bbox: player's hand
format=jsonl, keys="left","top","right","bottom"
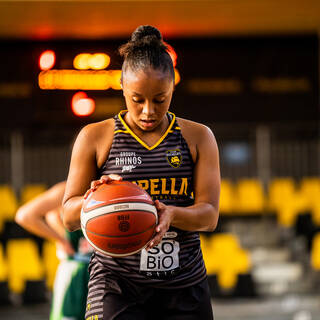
{"left": 84, "top": 174, "right": 122, "bottom": 199}
{"left": 146, "top": 200, "right": 174, "bottom": 250}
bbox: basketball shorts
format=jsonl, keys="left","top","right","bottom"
{"left": 50, "top": 259, "right": 89, "bottom": 320}
{"left": 85, "top": 265, "right": 214, "bottom": 320}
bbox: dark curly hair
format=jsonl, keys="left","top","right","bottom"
{"left": 119, "top": 25, "right": 175, "bottom": 83}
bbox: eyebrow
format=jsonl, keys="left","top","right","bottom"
{"left": 132, "top": 91, "right": 166, "bottom": 96}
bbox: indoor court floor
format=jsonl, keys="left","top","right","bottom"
{"left": 0, "top": 295, "right": 319, "bottom": 320}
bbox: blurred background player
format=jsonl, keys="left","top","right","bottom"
{"left": 15, "top": 181, "right": 92, "bottom": 320}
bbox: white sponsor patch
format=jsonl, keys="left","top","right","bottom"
{"left": 140, "top": 239, "right": 180, "bottom": 272}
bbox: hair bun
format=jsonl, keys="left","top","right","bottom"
{"left": 131, "top": 25, "right": 162, "bottom": 42}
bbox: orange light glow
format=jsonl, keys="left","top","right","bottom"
{"left": 165, "top": 43, "right": 177, "bottom": 68}
{"left": 73, "top": 53, "right": 111, "bottom": 70}
{"left": 38, "top": 70, "right": 122, "bottom": 90}
{"left": 71, "top": 92, "right": 95, "bottom": 117}
{"left": 174, "top": 68, "right": 181, "bottom": 85}
{"left": 39, "top": 50, "right": 56, "bottom": 70}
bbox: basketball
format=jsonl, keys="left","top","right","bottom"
{"left": 80, "top": 180, "right": 158, "bottom": 257}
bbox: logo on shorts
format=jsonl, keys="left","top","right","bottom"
{"left": 166, "top": 149, "right": 182, "bottom": 168}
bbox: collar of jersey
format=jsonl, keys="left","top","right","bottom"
{"left": 118, "top": 110, "right": 176, "bottom": 151}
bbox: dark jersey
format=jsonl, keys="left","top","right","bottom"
{"left": 92, "top": 110, "right": 207, "bottom": 288}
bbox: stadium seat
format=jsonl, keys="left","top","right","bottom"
{"left": 234, "top": 179, "right": 265, "bottom": 214}
{"left": 43, "top": 240, "right": 60, "bottom": 290}
{"left": 7, "top": 239, "right": 44, "bottom": 293}
{"left": 0, "top": 243, "right": 8, "bottom": 282}
{"left": 268, "top": 178, "right": 309, "bottom": 227}
{"left": 0, "top": 243, "right": 10, "bottom": 305}
{"left": 0, "top": 185, "right": 19, "bottom": 229}
{"left": 219, "top": 179, "right": 235, "bottom": 214}
{"left": 311, "top": 233, "right": 320, "bottom": 270}
{"left": 20, "top": 184, "right": 47, "bottom": 204}
{"left": 299, "top": 177, "right": 320, "bottom": 225}
{"left": 268, "top": 178, "right": 296, "bottom": 211}
{"left": 311, "top": 203, "right": 320, "bottom": 226}
{"left": 201, "top": 233, "right": 251, "bottom": 290}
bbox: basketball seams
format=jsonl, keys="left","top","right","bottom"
{"left": 81, "top": 202, "right": 157, "bottom": 227}
{"left": 85, "top": 223, "right": 156, "bottom": 238}
{"left": 81, "top": 223, "right": 153, "bottom": 257}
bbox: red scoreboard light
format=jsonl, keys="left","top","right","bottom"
{"left": 71, "top": 92, "right": 95, "bottom": 117}
{"left": 39, "top": 50, "right": 56, "bottom": 70}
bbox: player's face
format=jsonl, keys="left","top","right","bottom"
{"left": 122, "top": 67, "right": 174, "bottom": 132}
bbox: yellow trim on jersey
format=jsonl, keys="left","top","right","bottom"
{"left": 114, "top": 129, "right": 129, "bottom": 134}
{"left": 175, "top": 126, "right": 181, "bottom": 130}
{"left": 118, "top": 110, "right": 176, "bottom": 151}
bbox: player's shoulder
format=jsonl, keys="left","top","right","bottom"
{"left": 176, "top": 117, "right": 214, "bottom": 139}
{"left": 77, "top": 118, "right": 115, "bottom": 141}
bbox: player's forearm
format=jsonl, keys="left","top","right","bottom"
{"left": 62, "top": 196, "right": 83, "bottom": 231}
{"left": 15, "top": 211, "right": 65, "bottom": 243}
{"left": 170, "top": 202, "right": 219, "bottom": 232}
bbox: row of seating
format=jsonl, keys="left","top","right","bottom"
{"left": 220, "top": 177, "right": 320, "bottom": 227}
{"left": 200, "top": 233, "right": 251, "bottom": 290}
{"left": 1, "top": 178, "right": 319, "bottom": 232}
{"left": 0, "top": 233, "right": 253, "bottom": 300}
{"left": 0, "top": 239, "right": 59, "bottom": 294}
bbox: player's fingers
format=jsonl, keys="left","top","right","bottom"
{"left": 154, "top": 200, "right": 165, "bottom": 211}
{"left": 108, "top": 174, "right": 122, "bottom": 181}
{"left": 148, "top": 231, "right": 165, "bottom": 249}
{"left": 83, "top": 189, "right": 92, "bottom": 199}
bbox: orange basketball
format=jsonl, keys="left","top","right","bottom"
{"left": 81, "top": 180, "right": 157, "bottom": 257}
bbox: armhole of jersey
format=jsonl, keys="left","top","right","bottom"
{"left": 96, "top": 117, "right": 116, "bottom": 173}
{"left": 176, "top": 117, "right": 197, "bottom": 165}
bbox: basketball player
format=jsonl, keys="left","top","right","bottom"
{"left": 15, "top": 181, "right": 91, "bottom": 320}
{"left": 63, "top": 25, "right": 220, "bottom": 319}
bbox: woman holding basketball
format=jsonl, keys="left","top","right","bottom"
{"left": 63, "top": 25, "right": 220, "bottom": 320}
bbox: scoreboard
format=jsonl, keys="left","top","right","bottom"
{"left": 0, "top": 35, "right": 318, "bottom": 129}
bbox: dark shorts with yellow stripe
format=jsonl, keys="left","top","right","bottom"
{"left": 85, "top": 269, "right": 214, "bottom": 320}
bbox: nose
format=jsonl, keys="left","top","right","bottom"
{"left": 142, "top": 101, "right": 155, "bottom": 116}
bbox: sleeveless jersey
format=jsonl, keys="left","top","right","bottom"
{"left": 92, "top": 110, "right": 207, "bottom": 289}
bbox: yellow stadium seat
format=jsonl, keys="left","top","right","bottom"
{"left": 268, "top": 178, "right": 296, "bottom": 211}
{"left": 311, "top": 233, "right": 320, "bottom": 270}
{"left": 0, "top": 185, "right": 19, "bottom": 225}
{"left": 43, "top": 240, "right": 60, "bottom": 290}
{"left": 201, "top": 233, "right": 251, "bottom": 290}
{"left": 218, "top": 269, "right": 238, "bottom": 289}
{"left": 235, "top": 179, "right": 265, "bottom": 214}
{"left": 210, "top": 233, "right": 239, "bottom": 252}
{"left": 20, "top": 184, "right": 47, "bottom": 204}
{"left": 276, "top": 192, "right": 308, "bottom": 227}
{"left": 0, "top": 243, "right": 8, "bottom": 282}
{"left": 219, "top": 179, "right": 235, "bottom": 214}
{"left": 7, "top": 239, "right": 44, "bottom": 293}
{"left": 299, "top": 178, "right": 320, "bottom": 224}
{"left": 300, "top": 177, "right": 320, "bottom": 204}
{"left": 311, "top": 203, "right": 320, "bottom": 226}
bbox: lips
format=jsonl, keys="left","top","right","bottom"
{"left": 140, "top": 119, "right": 156, "bottom": 128}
